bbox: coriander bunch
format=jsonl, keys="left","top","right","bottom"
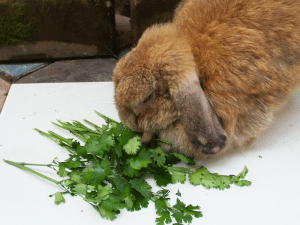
{"left": 4, "top": 111, "right": 251, "bottom": 224}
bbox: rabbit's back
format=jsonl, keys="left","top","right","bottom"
{"left": 174, "top": 0, "right": 300, "bottom": 146}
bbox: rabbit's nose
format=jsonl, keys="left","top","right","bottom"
{"left": 200, "top": 134, "right": 227, "bottom": 155}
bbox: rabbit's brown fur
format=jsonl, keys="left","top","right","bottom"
{"left": 113, "top": 0, "right": 300, "bottom": 159}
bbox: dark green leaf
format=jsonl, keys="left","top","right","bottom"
{"left": 130, "top": 148, "right": 152, "bottom": 170}
{"left": 113, "top": 143, "right": 123, "bottom": 158}
{"left": 155, "top": 210, "right": 172, "bottom": 225}
{"left": 129, "top": 178, "right": 152, "bottom": 200}
{"left": 119, "top": 126, "right": 138, "bottom": 146}
{"left": 172, "top": 153, "right": 196, "bottom": 165}
{"left": 122, "top": 159, "right": 139, "bottom": 177}
{"left": 154, "top": 168, "right": 172, "bottom": 187}
{"left": 60, "top": 160, "right": 82, "bottom": 169}
{"left": 185, "top": 205, "right": 203, "bottom": 218}
{"left": 150, "top": 147, "right": 166, "bottom": 167}
{"left": 81, "top": 166, "right": 93, "bottom": 183}
{"left": 76, "top": 145, "right": 87, "bottom": 157}
{"left": 100, "top": 194, "right": 125, "bottom": 212}
{"left": 154, "top": 196, "right": 169, "bottom": 211}
{"left": 97, "top": 205, "right": 118, "bottom": 221}
{"left": 91, "top": 164, "right": 108, "bottom": 185}
{"left": 112, "top": 175, "right": 129, "bottom": 195}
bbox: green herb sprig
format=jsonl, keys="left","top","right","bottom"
{"left": 3, "top": 111, "right": 251, "bottom": 224}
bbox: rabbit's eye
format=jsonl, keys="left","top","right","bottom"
{"left": 143, "top": 92, "right": 153, "bottom": 104}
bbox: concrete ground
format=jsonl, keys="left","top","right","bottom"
{"left": 0, "top": 14, "right": 131, "bottom": 113}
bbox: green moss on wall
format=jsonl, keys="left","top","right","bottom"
{"left": 0, "top": 2, "right": 34, "bottom": 45}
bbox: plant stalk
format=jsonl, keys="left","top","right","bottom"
{"left": 3, "top": 159, "right": 61, "bottom": 185}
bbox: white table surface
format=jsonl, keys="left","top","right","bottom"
{"left": 0, "top": 82, "right": 299, "bottom": 225}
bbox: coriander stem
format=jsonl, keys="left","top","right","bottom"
{"left": 83, "top": 119, "right": 102, "bottom": 131}
{"left": 16, "top": 162, "right": 54, "bottom": 167}
{"left": 154, "top": 138, "right": 173, "bottom": 146}
{"left": 34, "top": 128, "right": 59, "bottom": 143}
{"left": 3, "top": 159, "right": 61, "bottom": 185}
{"left": 95, "top": 110, "right": 119, "bottom": 124}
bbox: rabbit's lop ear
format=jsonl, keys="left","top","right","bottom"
{"left": 172, "top": 70, "right": 227, "bottom": 155}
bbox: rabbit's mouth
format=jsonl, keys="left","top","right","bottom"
{"left": 140, "top": 130, "right": 154, "bottom": 143}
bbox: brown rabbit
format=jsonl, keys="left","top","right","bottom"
{"left": 112, "top": 0, "right": 300, "bottom": 159}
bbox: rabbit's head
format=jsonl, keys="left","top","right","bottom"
{"left": 113, "top": 23, "right": 227, "bottom": 158}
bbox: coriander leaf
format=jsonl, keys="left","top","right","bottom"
{"left": 73, "top": 183, "right": 87, "bottom": 195}
{"left": 189, "top": 166, "right": 252, "bottom": 190}
{"left": 64, "top": 179, "right": 73, "bottom": 187}
{"left": 100, "top": 194, "right": 125, "bottom": 212}
{"left": 97, "top": 205, "right": 118, "bottom": 221}
{"left": 85, "top": 137, "right": 105, "bottom": 156}
{"left": 172, "top": 198, "right": 193, "bottom": 224}
{"left": 98, "top": 133, "right": 115, "bottom": 151}
{"left": 237, "top": 166, "right": 249, "bottom": 180}
{"left": 172, "top": 153, "right": 196, "bottom": 165}
{"left": 184, "top": 205, "right": 203, "bottom": 218}
{"left": 151, "top": 147, "right": 166, "bottom": 167}
{"left": 81, "top": 166, "right": 93, "bottom": 183}
{"left": 84, "top": 192, "right": 104, "bottom": 203}
{"left": 164, "top": 154, "right": 181, "bottom": 165}
{"left": 234, "top": 179, "right": 252, "bottom": 187}
{"left": 129, "top": 178, "right": 152, "bottom": 200}
{"left": 172, "top": 171, "right": 186, "bottom": 184}
{"left": 130, "top": 148, "right": 152, "bottom": 170}
{"left": 123, "top": 136, "right": 141, "bottom": 155}
{"left": 113, "top": 143, "right": 123, "bottom": 158}
{"left": 176, "top": 189, "right": 181, "bottom": 197}
{"left": 57, "top": 164, "right": 68, "bottom": 177}
{"left": 154, "top": 147, "right": 166, "bottom": 156}
{"left": 97, "top": 185, "right": 113, "bottom": 198}
{"left": 112, "top": 175, "right": 129, "bottom": 195}
{"left": 173, "top": 197, "right": 186, "bottom": 210}
{"left": 76, "top": 145, "right": 88, "bottom": 157}
{"left": 154, "top": 168, "right": 172, "bottom": 187}
{"left": 60, "top": 160, "right": 82, "bottom": 169}
{"left": 213, "top": 175, "right": 232, "bottom": 190}
{"left": 118, "top": 126, "right": 138, "bottom": 146}
{"left": 54, "top": 192, "right": 65, "bottom": 205}
{"left": 71, "top": 140, "right": 81, "bottom": 149}
{"left": 100, "top": 159, "right": 112, "bottom": 175}
{"left": 123, "top": 186, "right": 135, "bottom": 210}
{"left": 109, "top": 122, "right": 124, "bottom": 137}
{"left": 130, "top": 191, "right": 149, "bottom": 210}
{"left": 100, "top": 124, "right": 109, "bottom": 132}
{"left": 91, "top": 164, "right": 108, "bottom": 185}
{"left": 70, "top": 172, "right": 82, "bottom": 183}
{"left": 155, "top": 210, "right": 172, "bottom": 225}
{"left": 156, "top": 189, "right": 170, "bottom": 197}
{"left": 124, "top": 195, "right": 134, "bottom": 210}
{"left": 230, "top": 166, "right": 252, "bottom": 187}
{"left": 87, "top": 185, "right": 96, "bottom": 191}
{"left": 154, "top": 196, "right": 169, "bottom": 211}
{"left": 188, "top": 167, "right": 215, "bottom": 189}
{"left": 86, "top": 135, "right": 114, "bottom": 156}
{"left": 122, "top": 161, "right": 139, "bottom": 177}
